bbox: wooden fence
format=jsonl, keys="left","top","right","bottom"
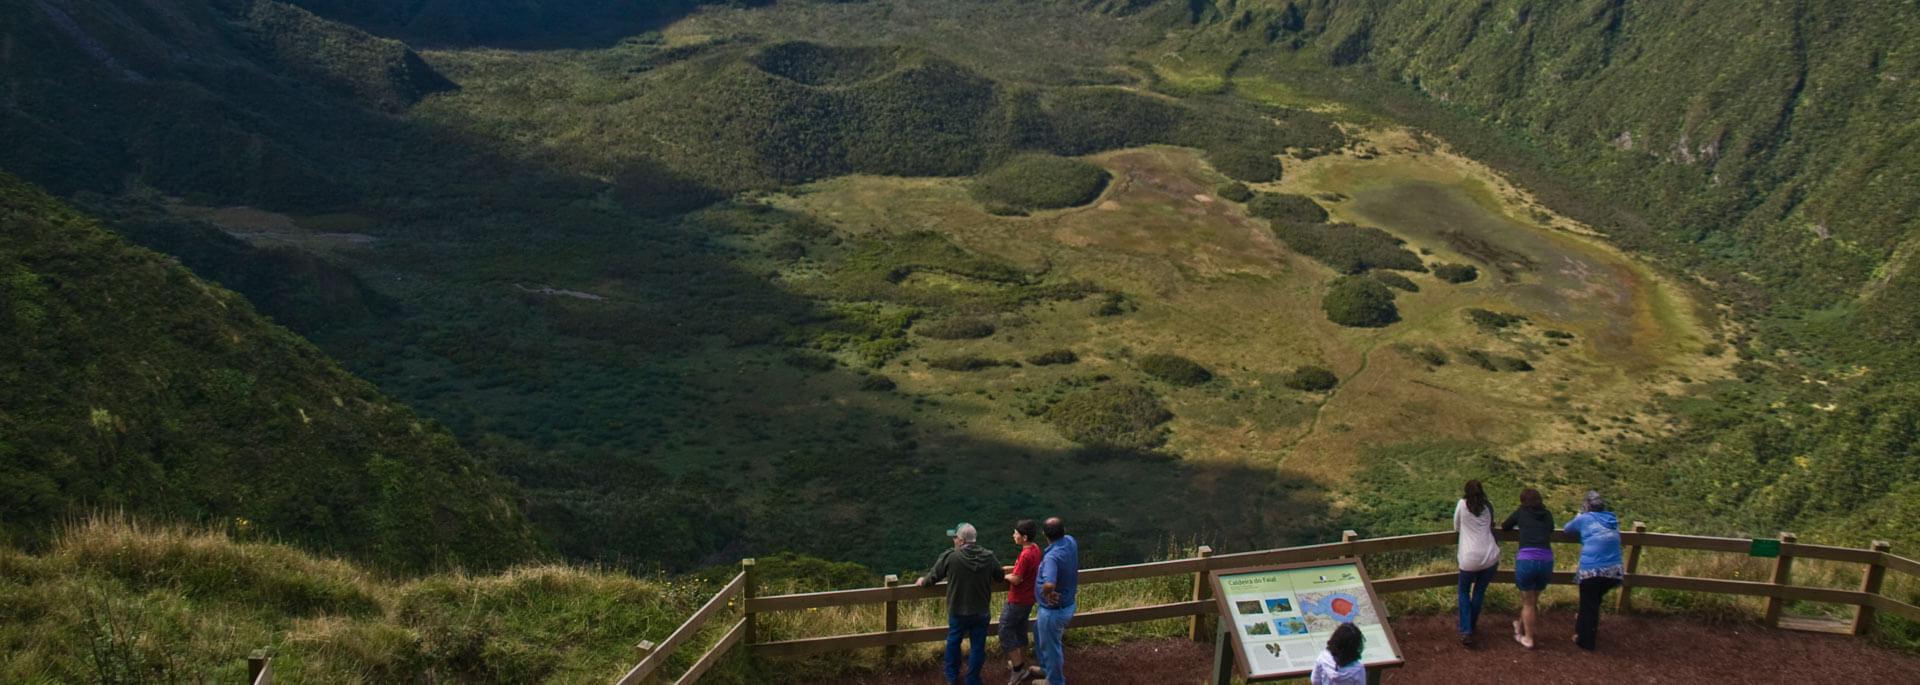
{"left": 239, "top": 526, "right": 1920, "bottom": 682}
{"left": 606, "top": 526, "right": 1920, "bottom": 683}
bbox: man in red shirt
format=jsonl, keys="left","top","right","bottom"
{"left": 1000, "top": 519, "right": 1044, "bottom": 681}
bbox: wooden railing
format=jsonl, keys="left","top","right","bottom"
{"left": 247, "top": 648, "right": 272, "bottom": 685}
{"left": 220, "top": 527, "right": 1920, "bottom": 682}
{"left": 615, "top": 560, "right": 754, "bottom": 685}
{"left": 604, "top": 526, "right": 1920, "bottom": 683}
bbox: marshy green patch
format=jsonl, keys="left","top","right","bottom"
{"left": 971, "top": 154, "right": 1112, "bottom": 214}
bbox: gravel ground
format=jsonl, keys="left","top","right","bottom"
{"left": 791, "top": 613, "right": 1920, "bottom": 684}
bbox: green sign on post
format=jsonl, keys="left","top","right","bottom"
{"left": 1749, "top": 538, "right": 1781, "bottom": 558}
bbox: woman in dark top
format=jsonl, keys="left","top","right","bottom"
{"left": 1501, "top": 488, "right": 1555, "bottom": 649}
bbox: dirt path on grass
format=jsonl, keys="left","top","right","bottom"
{"left": 801, "top": 614, "right": 1920, "bottom": 684}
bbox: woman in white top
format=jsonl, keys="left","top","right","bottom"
{"left": 1310, "top": 623, "right": 1366, "bottom": 685}
{"left": 1453, "top": 479, "right": 1500, "bottom": 645}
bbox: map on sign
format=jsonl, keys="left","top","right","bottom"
{"left": 1299, "top": 590, "right": 1375, "bottom": 632}
{"left": 1209, "top": 560, "right": 1401, "bottom": 681}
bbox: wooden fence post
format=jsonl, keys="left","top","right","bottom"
{"left": 883, "top": 574, "right": 900, "bottom": 662}
{"left": 247, "top": 648, "right": 272, "bottom": 685}
{"left": 1852, "top": 541, "right": 1893, "bottom": 636}
{"left": 1342, "top": 530, "right": 1359, "bottom": 550}
{"left": 1188, "top": 546, "right": 1214, "bottom": 642}
{"left": 741, "top": 559, "right": 758, "bottom": 646}
{"left": 1616, "top": 521, "right": 1647, "bottom": 613}
{"left": 1763, "top": 532, "right": 1796, "bottom": 628}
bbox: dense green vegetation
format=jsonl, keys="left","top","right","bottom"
{"left": 8, "top": 4, "right": 1920, "bottom": 672}
{"left": 1432, "top": 263, "right": 1479, "bottom": 284}
{"left": 1283, "top": 366, "right": 1339, "bottom": 392}
{"left": 1170, "top": 0, "right": 1920, "bottom": 552}
{"left": 0, "top": 174, "right": 536, "bottom": 571}
{"left": 1247, "top": 193, "right": 1328, "bottom": 224}
{"left": 1272, "top": 221, "right": 1425, "bottom": 274}
{"left": 1320, "top": 275, "right": 1398, "bottom": 327}
{"left": 1204, "top": 146, "right": 1285, "bottom": 182}
{"left": 915, "top": 317, "right": 997, "bottom": 340}
{"left": 1137, "top": 353, "right": 1213, "bottom": 386}
{"left": 1027, "top": 349, "right": 1081, "bottom": 366}
{"left": 1370, "top": 271, "right": 1418, "bottom": 292}
{"left": 1045, "top": 384, "right": 1173, "bottom": 450}
{"left": 970, "top": 154, "right": 1112, "bottom": 213}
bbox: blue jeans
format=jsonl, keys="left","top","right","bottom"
{"left": 946, "top": 613, "right": 988, "bottom": 685}
{"left": 1514, "top": 558, "right": 1553, "bottom": 592}
{"left": 1035, "top": 603, "right": 1075, "bottom": 685}
{"left": 1457, "top": 566, "right": 1495, "bottom": 635}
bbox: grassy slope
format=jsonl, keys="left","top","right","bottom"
{"left": 0, "top": 518, "right": 719, "bottom": 684}
{"left": 6, "top": 0, "right": 1917, "bottom": 578}
{"left": 0, "top": 173, "right": 538, "bottom": 571}
{"left": 1111, "top": 0, "right": 1920, "bottom": 550}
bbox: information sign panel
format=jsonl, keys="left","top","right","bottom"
{"left": 1208, "top": 559, "right": 1402, "bottom": 681}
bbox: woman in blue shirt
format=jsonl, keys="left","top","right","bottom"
{"left": 1563, "top": 490, "right": 1623, "bottom": 650}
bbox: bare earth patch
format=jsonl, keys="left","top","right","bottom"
{"left": 809, "top": 615, "right": 1920, "bottom": 684}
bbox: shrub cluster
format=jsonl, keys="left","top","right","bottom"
{"left": 1046, "top": 383, "right": 1173, "bottom": 449}
{"left": 1409, "top": 345, "right": 1449, "bottom": 366}
{"left": 1247, "top": 193, "right": 1329, "bottom": 223}
{"left": 1272, "top": 221, "right": 1424, "bottom": 274}
{"left": 1321, "top": 276, "right": 1400, "bottom": 327}
{"left": 1284, "top": 366, "right": 1339, "bottom": 391}
{"left": 751, "top": 42, "right": 900, "bottom": 86}
{"left": 1464, "top": 308, "right": 1526, "bottom": 330}
{"left": 1372, "top": 271, "right": 1419, "bottom": 292}
{"left": 1138, "top": 353, "right": 1213, "bottom": 386}
{"left": 970, "top": 154, "right": 1112, "bottom": 212}
{"left": 1215, "top": 182, "right": 1253, "bottom": 202}
{"left": 784, "top": 352, "right": 836, "bottom": 371}
{"left": 1433, "top": 263, "right": 1479, "bottom": 283}
{"left": 1027, "top": 349, "right": 1079, "bottom": 366}
{"left": 928, "top": 355, "right": 1007, "bottom": 371}
{"left": 915, "top": 317, "right": 997, "bottom": 340}
{"left": 1206, "top": 146, "right": 1285, "bottom": 183}
{"left": 859, "top": 374, "right": 897, "bottom": 391}
{"left": 1459, "top": 349, "right": 1533, "bottom": 372}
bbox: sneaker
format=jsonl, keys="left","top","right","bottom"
{"left": 1512, "top": 619, "right": 1522, "bottom": 637}
{"left": 1460, "top": 632, "right": 1474, "bottom": 646}
{"left": 1514, "top": 634, "right": 1534, "bottom": 649}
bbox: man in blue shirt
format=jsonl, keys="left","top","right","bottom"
{"left": 1034, "top": 517, "right": 1079, "bottom": 685}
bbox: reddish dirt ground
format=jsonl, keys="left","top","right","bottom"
{"left": 796, "top": 614, "right": 1920, "bottom": 684}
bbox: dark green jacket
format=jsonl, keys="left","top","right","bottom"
{"left": 924, "top": 543, "right": 1001, "bottom": 617}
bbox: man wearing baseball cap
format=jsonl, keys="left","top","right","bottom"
{"left": 918, "top": 522, "right": 1002, "bottom": 685}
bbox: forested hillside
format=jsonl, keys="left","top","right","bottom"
{"left": 1157, "top": 0, "right": 1920, "bottom": 329}
{"left": 0, "top": 174, "right": 538, "bottom": 570}
{"left": 1127, "top": 0, "right": 1920, "bottom": 545}
{"left": 7, "top": 0, "right": 1920, "bottom": 578}
{"left": 0, "top": 0, "right": 439, "bottom": 207}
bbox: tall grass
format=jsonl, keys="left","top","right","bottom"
{"left": 8, "top": 518, "right": 1916, "bottom": 682}
{"left": 0, "top": 515, "right": 707, "bottom": 684}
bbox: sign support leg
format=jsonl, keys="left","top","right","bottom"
{"left": 1211, "top": 616, "right": 1234, "bottom": 685}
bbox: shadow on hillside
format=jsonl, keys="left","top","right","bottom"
{"left": 6, "top": 0, "right": 1340, "bottom": 577}
{"left": 284, "top": 0, "right": 753, "bottom": 50}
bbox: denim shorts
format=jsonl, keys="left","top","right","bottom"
{"left": 1515, "top": 558, "right": 1554, "bottom": 591}
{"left": 998, "top": 602, "right": 1034, "bottom": 649}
